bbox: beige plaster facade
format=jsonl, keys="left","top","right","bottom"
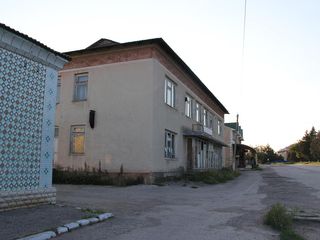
{"left": 55, "top": 39, "right": 229, "bottom": 181}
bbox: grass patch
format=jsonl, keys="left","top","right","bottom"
{"left": 280, "top": 229, "right": 304, "bottom": 240}
{"left": 186, "top": 168, "right": 240, "bottom": 184}
{"left": 81, "top": 208, "right": 104, "bottom": 215}
{"left": 251, "top": 164, "right": 263, "bottom": 171}
{"left": 264, "top": 204, "right": 304, "bottom": 240}
{"left": 264, "top": 203, "right": 292, "bottom": 231}
{"left": 271, "top": 161, "right": 320, "bottom": 166}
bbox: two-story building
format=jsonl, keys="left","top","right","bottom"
{"left": 55, "top": 38, "right": 229, "bottom": 182}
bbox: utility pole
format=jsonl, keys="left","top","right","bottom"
{"left": 233, "top": 114, "right": 239, "bottom": 169}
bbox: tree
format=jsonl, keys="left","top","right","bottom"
{"left": 291, "top": 127, "right": 317, "bottom": 162}
{"left": 255, "top": 145, "right": 283, "bottom": 164}
{"left": 300, "top": 127, "right": 317, "bottom": 161}
{"left": 287, "top": 127, "right": 319, "bottom": 162}
{"left": 310, "top": 132, "right": 320, "bottom": 161}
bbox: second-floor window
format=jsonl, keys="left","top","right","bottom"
{"left": 164, "top": 77, "right": 175, "bottom": 107}
{"left": 185, "top": 95, "right": 192, "bottom": 118}
{"left": 74, "top": 73, "right": 88, "bottom": 101}
{"left": 203, "top": 108, "right": 208, "bottom": 127}
{"left": 195, "top": 102, "right": 201, "bottom": 122}
{"left": 56, "top": 76, "right": 61, "bottom": 104}
{"left": 217, "top": 120, "right": 222, "bottom": 136}
{"left": 208, "top": 113, "right": 213, "bottom": 129}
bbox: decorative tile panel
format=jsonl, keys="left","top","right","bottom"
{"left": 0, "top": 47, "right": 46, "bottom": 191}
{"left": 39, "top": 67, "right": 57, "bottom": 188}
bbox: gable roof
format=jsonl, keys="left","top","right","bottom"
{"left": 0, "top": 22, "right": 70, "bottom": 61}
{"left": 86, "top": 38, "right": 119, "bottom": 49}
{"left": 65, "top": 38, "right": 229, "bottom": 114}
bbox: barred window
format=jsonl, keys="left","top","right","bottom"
{"left": 164, "top": 130, "right": 176, "bottom": 158}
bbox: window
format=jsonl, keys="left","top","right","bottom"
{"left": 70, "top": 125, "right": 85, "bottom": 154}
{"left": 164, "top": 130, "right": 176, "bottom": 158}
{"left": 56, "top": 76, "right": 61, "bottom": 104}
{"left": 164, "top": 77, "right": 175, "bottom": 107}
{"left": 54, "top": 126, "right": 59, "bottom": 138}
{"left": 203, "top": 108, "right": 208, "bottom": 127}
{"left": 217, "top": 120, "right": 222, "bottom": 136}
{"left": 195, "top": 102, "right": 201, "bottom": 122}
{"left": 74, "top": 73, "right": 88, "bottom": 101}
{"left": 208, "top": 113, "right": 213, "bottom": 129}
{"left": 185, "top": 95, "right": 192, "bottom": 118}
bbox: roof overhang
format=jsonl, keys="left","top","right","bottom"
{"left": 65, "top": 38, "right": 229, "bottom": 114}
{"left": 0, "top": 23, "right": 69, "bottom": 70}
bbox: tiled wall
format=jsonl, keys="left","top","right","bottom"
{"left": 0, "top": 47, "right": 56, "bottom": 191}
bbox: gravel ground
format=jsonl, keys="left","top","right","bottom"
{"left": 2, "top": 165, "right": 320, "bottom": 240}
{"left": 268, "top": 165, "right": 320, "bottom": 239}
{"left": 55, "top": 170, "right": 277, "bottom": 240}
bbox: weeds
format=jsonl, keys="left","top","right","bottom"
{"left": 81, "top": 208, "right": 104, "bottom": 215}
{"left": 264, "top": 203, "right": 304, "bottom": 240}
{"left": 186, "top": 168, "right": 240, "bottom": 184}
{"left": 264, "top": 203, "right": 292, "bottom": 231}
{"left": 53, "top": 169, "right": 144, "bottom": 186}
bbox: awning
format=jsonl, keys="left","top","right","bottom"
{"left": 183, "top": 130, "right": 229, "bottom": 147}
{"left": 235, "top": 144, "right": 256, "bottom": 153}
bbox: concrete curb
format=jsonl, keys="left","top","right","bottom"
{"left": 17, "top": 212, "right": 113, "bottom": 240}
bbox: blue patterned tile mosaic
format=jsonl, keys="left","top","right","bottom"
{"left": 39, "top": 67, "right": 57, "bottom": 188}
{"left": 0, "top": 47, "right": 54, "bottom": 191}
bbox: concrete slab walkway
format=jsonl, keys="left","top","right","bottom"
{"left": 0, "top": 204, "right": 88, "bottom": 240}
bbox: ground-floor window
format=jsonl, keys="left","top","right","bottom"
{"left": 164, "top": 130, "right": 176, "bottom": 158}
{"left": 70, "top": 125, "right": 85, "bottom": 154}
{"left": 194, "top": 139, "right": 222, "bottom": 169}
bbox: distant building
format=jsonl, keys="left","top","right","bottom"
{"left": 224, "top": 122, "right": 243, "bottom": 169}
{"left": 278, "top": 147, "right": 290, "bottom": 161}
{"left": 0, "top": 23, "right": 69, "bottom": 211}
{"left": 223, "top": 122, "right": 256, "bottom": 168}
{"left": 55, "top": 38, "right": 229, "bottom": 182}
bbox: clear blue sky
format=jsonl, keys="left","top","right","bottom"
{"left": 1, "top": 0, "right": 320, "bottom": 150}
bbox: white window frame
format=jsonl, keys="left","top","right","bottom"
{"left": 164, "top": 77, "right": 176, "bottom": 108}
{"left": 185, "top": 95, "right": 192, "bottom": 118}
{"left": 164, "top": 130, "right": 176, "bottom": 159}
{"left": 74, "top": 73, "right": 88, "bottom": 101}
{"left": 70, "top": 125, "right": 85, "bottom": 154}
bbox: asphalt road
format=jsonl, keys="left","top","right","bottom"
{"left": 54, "top": 166, "right": 320, "bottom": 240}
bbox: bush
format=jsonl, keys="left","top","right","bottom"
{"left": 264, "top": 203, "right": 292, "bottom": 231}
